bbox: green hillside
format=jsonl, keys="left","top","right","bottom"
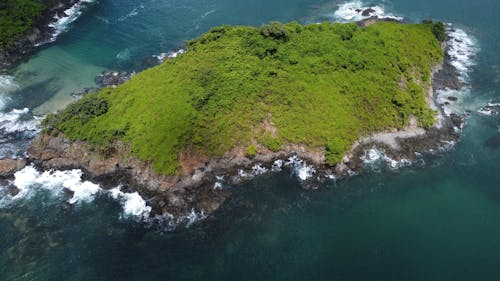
{"left": 42, "top": 21, "right": 444, "bottom": 174}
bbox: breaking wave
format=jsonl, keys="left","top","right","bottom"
{"left": 153, "top": 49, "right": 186, "bottom": 63}
{"left": 436, "top": 26, "right": 479, "bottom": 116}
{"left": 332, "top": 1, "right": 403, "bottom": 22}
{"left": 235, "top": 156, "right": 317, "bottom": 182}
{"left": 46, "top": 0, "right": 96, "bottom": 43}
{"left": 1, "top": 166, "right": 152, "bottom": 220}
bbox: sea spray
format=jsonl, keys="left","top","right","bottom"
{"left": 436, "top": 26, "right": 479, "bottom": 116}
{"left": 110, "top": 187, "right": 152, "bottom": 219}
{"left": 332, "top": 0, "right": 402, "bottom": 22}
{"left": 3, "top": 165, "right": 152, "bottom": 220}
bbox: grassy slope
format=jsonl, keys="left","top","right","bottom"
{"left": 43, "top": 21, "right": 443, "bottom": 174}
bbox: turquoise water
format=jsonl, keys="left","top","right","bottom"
{"left": 1, "top": 0, "right": 500, "bottom": 280}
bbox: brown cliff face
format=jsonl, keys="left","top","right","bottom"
{"left": 0, "top": 159, "right": 27, "bottom": 178}
{"left": 28, "top": 133, "right": 230, "bottom": 217}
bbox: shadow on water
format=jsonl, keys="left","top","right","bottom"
{"left": 8, "top": 78, "right": 59, "bottom": 110}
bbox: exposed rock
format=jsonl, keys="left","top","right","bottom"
{"left": 478, "top": 102, "right": 500, "bottom": 116}
{"left": 447, "top": 96, "right": 458, "bottom": 101}
{"left": 95, "top": 71, "right": 134, "bottom": 87}
{"left": 432, "top": 58, "right": 463, "bottom": 90}
{"left": 362, "top": 8, "right": 376, "bottom": 17}
{"left": 356, "top": 17, "right": 401, "bottom": 27}
{"left": 28, "top": 133, "right": 230, "bottom": 218}
{"left": 0, "top": 159, "right": 27, "bottom": 178}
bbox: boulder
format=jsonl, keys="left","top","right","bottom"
{"left": 362, "top": 8, "right": 376, "bottom": 17}
{"left": 0, "top": 159, "right": 27, "bottom": 178}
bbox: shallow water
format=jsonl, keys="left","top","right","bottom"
{"left": 1, "top": 0, "right": 500, "bottom": 280}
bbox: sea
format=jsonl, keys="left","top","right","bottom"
{"left": 0, "top": 0, "right": 499, "bottom": 280}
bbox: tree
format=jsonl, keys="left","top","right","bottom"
{"left": 432, "top": 22, "right": 446, "bottom": 42}
{"left": 259, "top": 22, "right": 290, "bottom": 41}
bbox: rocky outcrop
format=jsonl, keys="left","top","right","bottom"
{"left": 95, "top": 71, "right": 134, "bottom": 88}
{"left": 0, "top": 159, "right": 27, "bottom": 178}
{"left": 27, "top": 134, "right": 230, "bottom": 217}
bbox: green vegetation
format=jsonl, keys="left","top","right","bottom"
{"left": 43, "top": 21, "right": 444, "bottom": 174}
{"left": 0, "top": 0, "right": 45, "bottom": 48}
{"left": 422, "top": 20, "right": 446, "bottom": 42}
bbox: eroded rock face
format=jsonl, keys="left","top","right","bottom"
{"left": 0, "top": 159, "right": 27, "bottom": 178}
{"left": 361, "top": 8, "right": 376, "bottom": 17}
{"left": 28, "top": 133, "right": 229, "bottom": 217}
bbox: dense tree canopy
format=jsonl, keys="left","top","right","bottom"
{"left": 0, "top": 0, "right": 46, "bottom": 48}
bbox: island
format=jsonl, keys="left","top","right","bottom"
{"left": 26, "top": 20, "right": 461, "bottom": 220}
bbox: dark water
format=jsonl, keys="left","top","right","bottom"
{"left": 1, "top": 0, "right": 500, "bottom": 280}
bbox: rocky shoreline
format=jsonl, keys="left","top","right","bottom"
{"left": 0, "top": 0, "right": 86, "bottom": 68}
{"left": 0, "top": 21, "right": 467, "bottom": 226}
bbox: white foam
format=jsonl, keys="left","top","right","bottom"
{"left": 234, "top": 157, "right": 315, "bottom": 181}
{"left": 361, "top": 148, "right": 411, "bottom": 169}
{"left": 477, "top": 100, "right": 500, "bottom": 116}
{"left": 213, "top": 175, "right": 224, "bottom": 190}
{"left": 0, "top": 108, "right": 41, "bottom": 134}
{"left": 183, "top": 208, "right": 207, "bottom": 227}
{"left": 237, "top": 169, "right": 251, "bottom": 178}
{"left": 285, "top": 156, "right": 316, "bottom": 181}
{"left": 8, "top": 166, "right": 153, "bottom": 220}
{"left": 46, "top": 0, "right": 95, "bottom": 43}
{"left": 446, "top": 26, "right": 478, "bottom": 83}
{"left": 12, "top": 166, "right": 101, "bottom": 203}
{"left": 435, "top": 27, "right": 478, "bottom": 116}
{"left": 153, "top": 49, "right": 186, "bottom": 63}
{"left": 325, "top": 171, "right": 336, "bottom": 180}
{"left": 110, "top": 187, "right": 152, "bottom": 219}
{"left": 251, "top": 163, "right": 268, "bottom": 175}
{"left": 478, "top": 107, "right": 497, "bottom": 116}
{"left": 488, "top": 102, "right": 500, "bottom": 107}
{"left": 436, "top": 88, "right": 470, "bottom": 116}
{"left": 271, "top": 159, "right": 284, "bottom": 171}
{"left": 439, "top": 140, "right": 456, "bottom": 151}
{"left": 332, "top": 1, "right": 402, "bottom": 22}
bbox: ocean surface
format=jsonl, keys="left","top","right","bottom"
{"left": 1, "top": 0, "right": 500, "bottom": 280}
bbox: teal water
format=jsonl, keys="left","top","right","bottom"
{"left": 1, "top": 0, "right": 500, "bottom": 280}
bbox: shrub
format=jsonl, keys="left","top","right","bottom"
{"left": 260, "top": 134, "right": 282, "bottom": 152}
{"left": 0, "top": 0, "right": 45, "bottom": 48}
{"left": 432, "top": 22, "right": 446, "bottom": 42}
{"left": 325, "top": 137, "right": 351, "bottom": 165}
{"left": 259, "top": 22, "right": 290, "bottom": 41}
{"left": 245, "top": 144, "right": 258, "bottom": 157}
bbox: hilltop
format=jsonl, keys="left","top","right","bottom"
{"left": 41, "top": 21, "right": 443, "bottom": 173}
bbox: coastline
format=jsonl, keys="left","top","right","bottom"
{"left": 0, "top": 19, "right": 470, "bottom": 227}
{"left": 0, "top": 0, "right": 91, "bottom": 68}
{"left": 16, "top": 30, "right": 465, "bottom": 224}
